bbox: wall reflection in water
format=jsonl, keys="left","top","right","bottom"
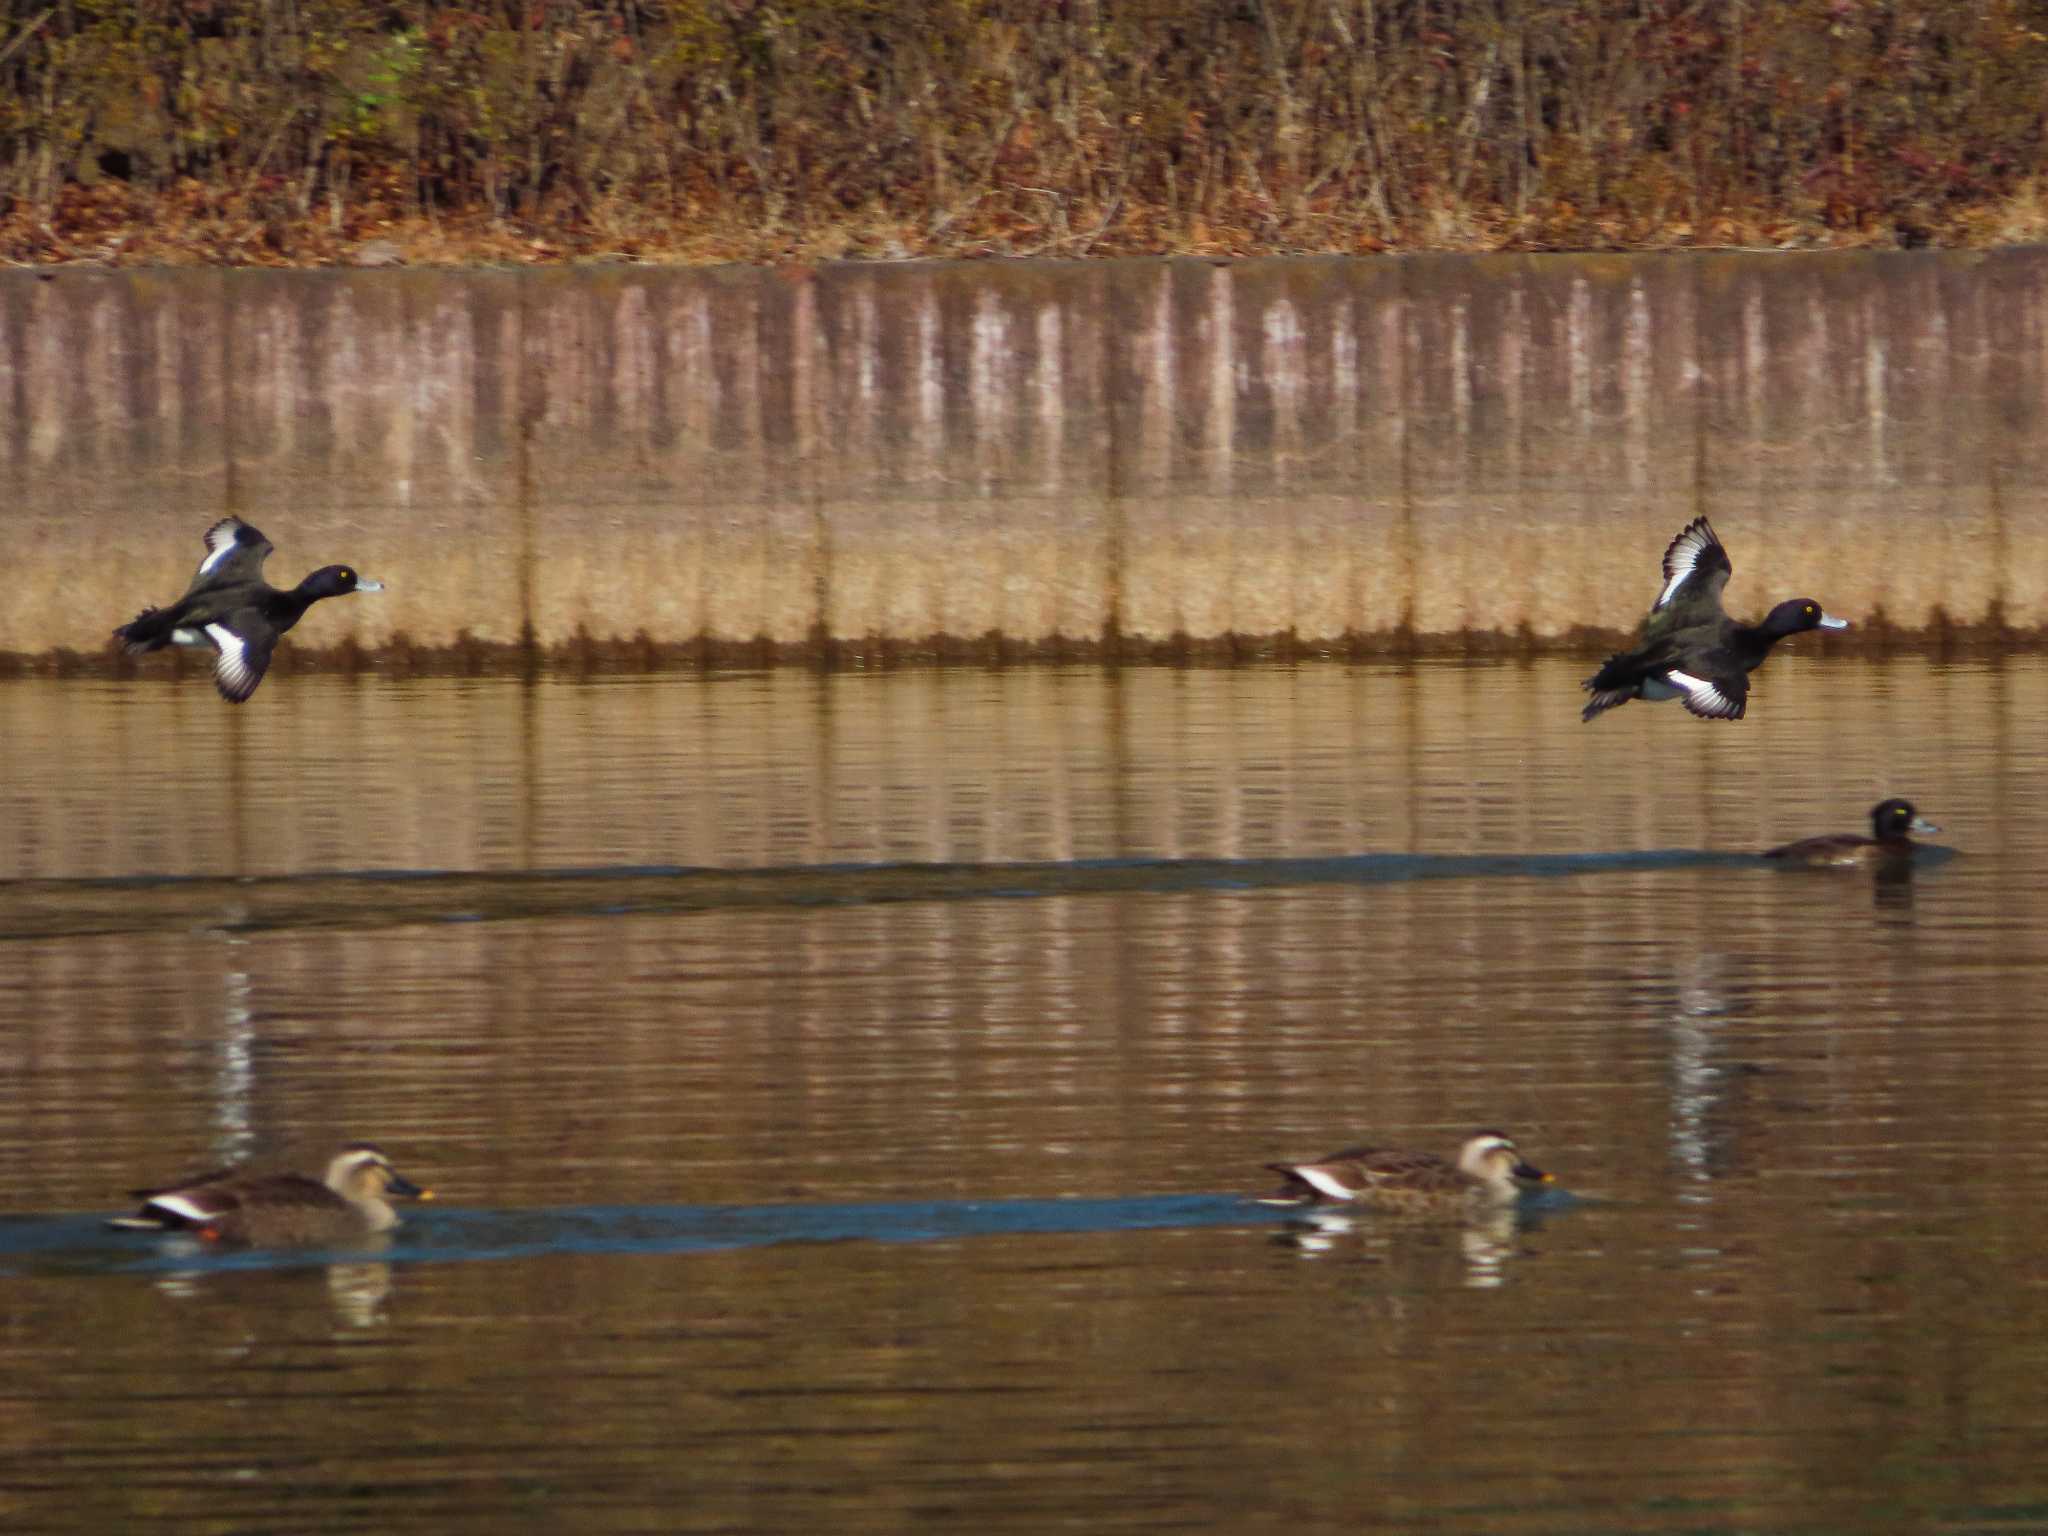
{"left": 0, "top": 657, "right": 2040, "bottom": 1534}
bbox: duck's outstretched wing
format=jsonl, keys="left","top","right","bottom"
{"left": 203, "top": 616, "right": 280, "bottom": 703}
{"left": 1666, "top": 667, "right": 1747, "bottom": 720}
{"left": 1651, "top": 517, "right": 1731, "bottom": 616}
{"left": 186, "top": 518, "right": 273, "bottom": 592}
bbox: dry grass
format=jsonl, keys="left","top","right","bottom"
{"left": 5, "top": 1, "right": 2048, "bottom": 267}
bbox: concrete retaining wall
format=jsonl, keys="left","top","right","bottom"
{"left": 3, "top": 250, "right": 2044, "bottom": 664}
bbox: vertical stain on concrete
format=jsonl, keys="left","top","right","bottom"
{"left": 1259, "top": 291, "right": 1302, "bottom": 639}
{"left": 1326, "top": 290, "right": 1359, "bottom": 646}
{"left": 1865, "top": 326, "right": 1889, "bottom": 487}
{"left": 515, "top": 274, "right": 538, "bottom": 660}
{"left": 1625, "top": 278, "right": 1653, "bottom": 497}
{"left": 752, "top": 268, "right": 811, "bottom": 650}
{"left": 5, "top": 253, "right": 2045, "bottom": 665}
{"left": 0, "top": 280, "right": 23, "bottom": 484}
{"left": 791, "top": 272, "right": 829, "bottom": 661}
{"left": 0, "top": 279, "right": 26, "bottom": 469}
{"left": 1123, "top": 261, "right": 1193, "bottom": 646}
{"left": 219, "top": 278, "right": 240, "bottom": 516}
{"left": 965, "top": 284, "right": 1007, "bottom": 644}
{"left": 1376, "top": 281, "right": 1414, "bottom": 650}
{"left": 1206, "top": 263, "right": 1235, "bottom": 490}
{"left": 390, "top": 281, "right": 418, "bottom": 515}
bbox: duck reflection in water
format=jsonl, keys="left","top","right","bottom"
{"left": 1272, "top": 1204, "right": 1532, "bottom": 1289}
{"left": 148, "top": 1255, "right": 397, "bottom": 1331}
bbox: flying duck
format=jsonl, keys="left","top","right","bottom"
{"left": 1582, "top": 517, "right": 1847, "bottom": 722}
{"left": 114, "top": 518, "right": 383, "bottom": 702}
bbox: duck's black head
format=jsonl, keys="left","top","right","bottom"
{"left": 1760, "top": 598, "right": 1849, "bottom": 637}
{"left": 1871, "top": 798, "right": 1939, "bottom": 839}
{"left": 298, "top": 565, "right": 384, "bottom": 600}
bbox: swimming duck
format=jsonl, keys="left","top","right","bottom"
{"left": 1582, "top": 517, "right": 1847, "bottom": 722}
{"left": 1261, "top": 1131, "right": 1552, "bottom": 1211}
{"left": 1764, "top": 798, "right": 1940, "bottom": 867}
{"left": 107, "top": 1143, "right": 431, "bottom": 1245}
{"left": 113, "top": 518, "right": 383, "bottom": 702}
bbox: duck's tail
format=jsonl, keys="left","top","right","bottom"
{"left": 112, "top": 607, "right": 174, "bottom": 654}
{"left": 1257, "top": 1164, "right": 1325, "bottom": 1205}
{"left": 1580, "top": 654, "right": 1638, "bottom": 722}
{"left": 1580, "top": 684, "right": 1635, "bottom": 722}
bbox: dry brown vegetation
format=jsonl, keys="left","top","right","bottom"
{"left": 3, "top": 0, "right": 2047, "bottom": 267}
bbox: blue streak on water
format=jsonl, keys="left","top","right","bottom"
{"left": 42, "top": 849, "right": 1775, "bottom": 891}
{"left": 0, "top": 846, "right": 1952, "bottom": 940}
{"left": 0, "top": 1193, "right": 1290, "bottom": 1277}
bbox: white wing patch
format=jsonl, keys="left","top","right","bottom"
{"left": 1290, "top": 1165, "right": 1361, "bottom": 1201}
{"left": 146, "top": 1194, "right": 216, "bottom": 1225}
{"left": 1655, "top": 519, "right": 1723, "bottom": 610}
{"left": 196, "top": 519, "right": 246, "bottom": 579}
{"left": 1664, "top": 669, "right": 1744, "bottom": 720}
{"left": 206, "top": 624, "right": 262, "bottom": 702}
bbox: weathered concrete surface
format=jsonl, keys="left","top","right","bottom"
{"left": 1, "top": 250, "right": 2042, "bottom": 666}
{"left": 1697, "top": 251, "right": 2003, "bottom": 633}
{"left": 228, "top": 270, "right": 528, "bottom": 650}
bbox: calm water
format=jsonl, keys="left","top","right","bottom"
{"left": 3, "top": 656, "right": 2048, "bottom": 1533}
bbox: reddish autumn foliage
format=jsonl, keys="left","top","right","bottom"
{"left": 3, "top": 1, "right": 2046, "bottom": 266}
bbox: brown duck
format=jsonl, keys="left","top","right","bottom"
{"left": 107, "top": 1143, "right": 432, "bottom": 1245}
{"left": 1262, "top": 1131, "right": 1552, "bottom": 1212}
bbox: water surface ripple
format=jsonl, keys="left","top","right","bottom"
{"left": 1, "top": 658, "right": 2044, "bottom": 1534}
{"left": 0, "top": 847, "right": 1790, "bottom": 940}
